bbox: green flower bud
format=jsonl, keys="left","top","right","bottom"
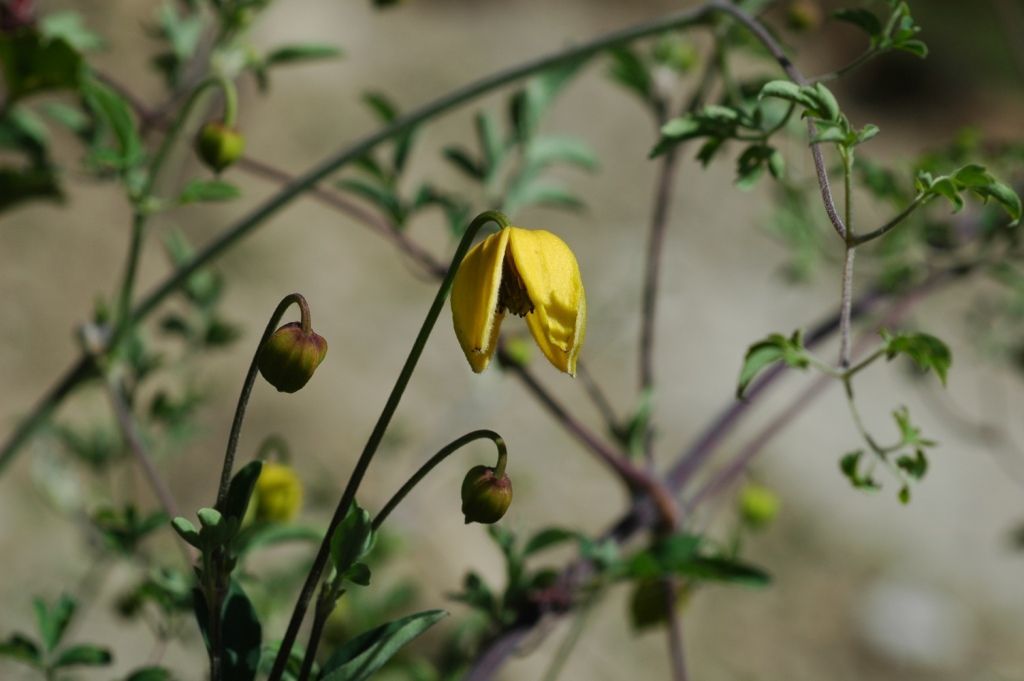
{"left": 785, "top": 0, "right": 823, "bottom": 31}
{"left": 738, "top": 482, "right": 780, "bottom": 529}
{"left": 194, "top": 121, "right": 245, "bottom": 173}
{"left": 257, "top": 322, "right": 328, "bottom": 393}
{"left": 460, "top": 465, "right": 512, "bottom": 524}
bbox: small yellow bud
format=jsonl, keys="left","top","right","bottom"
{"left": 194, "top": 121, "right": 245, "bottom": 173}
{"left": 254, "top": 462, "right": 303, "bottom": 523}
{"left": 738, "top": 483, "right": 780, "bottom": 529}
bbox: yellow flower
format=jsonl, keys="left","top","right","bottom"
{"left": 254, "top": 462, "right": 303, "bottom": 523}
{"left": 451, "top": 226, "right": 586, "bottom": 375}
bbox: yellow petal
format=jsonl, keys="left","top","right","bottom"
{"left": 451, "top": 228, "right": 510, "bottom": 372}
{"left": 508, "top": 228, "right": 586, "bottom": 376}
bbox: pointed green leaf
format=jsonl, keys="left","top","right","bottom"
{"left": 178, "top": 179, "right": 240, "bottom": 204}
{"left": 319, "top": 610, "right": 448, "bottom": 681}
{"left": 53, "top": 644, "right": 112, "bottom": 668}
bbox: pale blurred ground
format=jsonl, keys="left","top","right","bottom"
{"left": 2, "top": 0, "right": 1024, "bottom": 680}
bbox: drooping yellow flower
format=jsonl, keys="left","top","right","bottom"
{"left": 254, "top": 462, "right": 303, "bottom": 523}
{"left": 451, "top": 227, "right": 586, "bottom": 375}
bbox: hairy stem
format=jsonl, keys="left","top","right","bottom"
{"left": 101, "top": 373, "right": 194, "bottom": 565}
{"left": 497, "top": 342, "right": 680, "bottom": 529}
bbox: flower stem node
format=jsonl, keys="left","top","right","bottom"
{"left": 460, "top": 465, "right": 512, "bottom": 524}
{"left": 257, "top": 322, "right": 328, "bottom": 393}
{"left": 451, "top": 226, "right": 586, "bottom": 376}
{"left": 194, "top": 121, "right": 245, "bottom": 173}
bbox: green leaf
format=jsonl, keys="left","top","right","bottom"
{"left": 812, "top": 83, "right": 841, "bottom": 121}
{"left": 330, "top": 503, "right": 375, "bottom": 576}
{"left": 223, "top": 460, "right": 264, "bottom": 524}
{"left": 80, "top": 75, "right": 142, "bottom": 168}
{"left": 442, "top": 146, "right": 485, "bottom": 180}
{"left": 833, "top": 8, "right": 883, "bottom": 38}
{"left": 0, "top": 634, "right": 41, "bottom": 666}
{"left": 607, "top": 46, "right": 652, "bottom": 103}
{"left": 525, "top": 136, "right": 599, "bottom": 172}
{"left": 42, "top": 102, "right": 90, "bottom": 133}
{"left": 345, "top": 562, "right": 372, "bottom": 587}
{"left": 895, "top": 39, "right": 928, "bottom": 58}
{"left": 474, "top": 111, "right": 504, "bottom": 176}
{"left": 896, "top": 448, "right": 929, "bottom": 480}
{"left": 171, "top": 517, "right": 201, "bottom": 547}
{"left": 336, "top": 177, "right": 405, "bottom": 224}
{"left": 34, "top": 594, "right": 76, "bottom": 652}
{"left": 193, "top": 581, "right": 262, "bottom": 681}
{"left": 362, "top": 91, "right": 398, "bottom": 123}
{"left": 0, "top": 166, "right": 63, "bottom": 213}
{"left": 319, "top": 610, "right": 448, "bottom": 681}
{"left": 235, "top": 524, "right": 321, "bottom": 557}
{"left": 674, "top": 556, "right": 771, "bottom": 587}
{"left": 40, "top": 11, "right": 104, "bottom": 52}
{"left": 522, "top": 527, "right": 581, "bottom": 556}
{"left": 53, "top": 644, "right": 113, "bottom": 668}
{"left": 124, "top": 667, "right": 174, "bottom": 681}
{"left": 178, "top": 179, "right": 241, "bottom": 204}
{"left": 265, "top": 43, "right": 344, "bottom": 66}
{"left": 504, "top": 181, "right": 584, "bottom": 214}
{"left": 759, "top": 80, "right": 817, "bottom": 111}
{"left": 891, "top": 407, "right": 937, "bottom": 449}
{"left": 881, "top": 330, "right": 952, "bottom": 385}
{"left": 0, "top": 30, "right": 83, "bottom": 103}
{"left": 660, "top": 116, "right": 703, "bottom": 140}
{"left": 736, "top": 331, "right": 809, "bottom": 398}
{"left": 839, "top": 450, "right": 880, "bottom": 490}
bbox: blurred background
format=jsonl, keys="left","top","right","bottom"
{"left": 2, "top": 0, "right": 1023, "bottom": 679}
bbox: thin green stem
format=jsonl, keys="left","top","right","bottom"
{"left": 843, "top": 347, "right": 885, "bottom": 380}
{"left": 215, "top": 293, "right": 311, "bottom": 510}
{"left": 852, "top": 194, "right": 928, "bottom": 246}
{"left": 143, "top": 76, "right": 227, "bottom": 200}
{"left": 372, "top": 430, "right": 506, "bottom": 531}
{"left": 266, "top": 211, "right": 511, "bottom": 681}
{"left": 810, "top": 48, "right": 883, "bottom": 84}
{"left": 111, "top": 212, "right": 147, "bottom": 354}
{"left": 540, "top": 590, "right": 600, "bottom": 681}
{"left": 0, "top": 4, "right": 720, "bottom": 472}
{"left": 110, "top": 76, "right": 237, "bottom": 355}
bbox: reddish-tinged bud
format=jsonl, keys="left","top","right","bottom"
{"left": 257, "top": 322, "right": 328, "bottom": 393}
{"left": 194, "top": 121, "right": 245, "bottom": 173}
{"left": 460, "top": 465, "right": 512, "bottom": 524}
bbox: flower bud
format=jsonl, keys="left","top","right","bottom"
{"left": 738, "top": 482, "right": 780, "bottom": 530}
{"left": 785, "top": 0, "right": 823, "bottom": 32}
{"left": 194, "top": 121, "right": 245, "bottom": 173}
{"left": 257, "top": 322, "right": 328, "bottom": 393}
{"left": 460, "top": 465, "right": 512, "bottom": 524}
{"left": 253, "top": 462, "right": 303, "bottom": 523}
